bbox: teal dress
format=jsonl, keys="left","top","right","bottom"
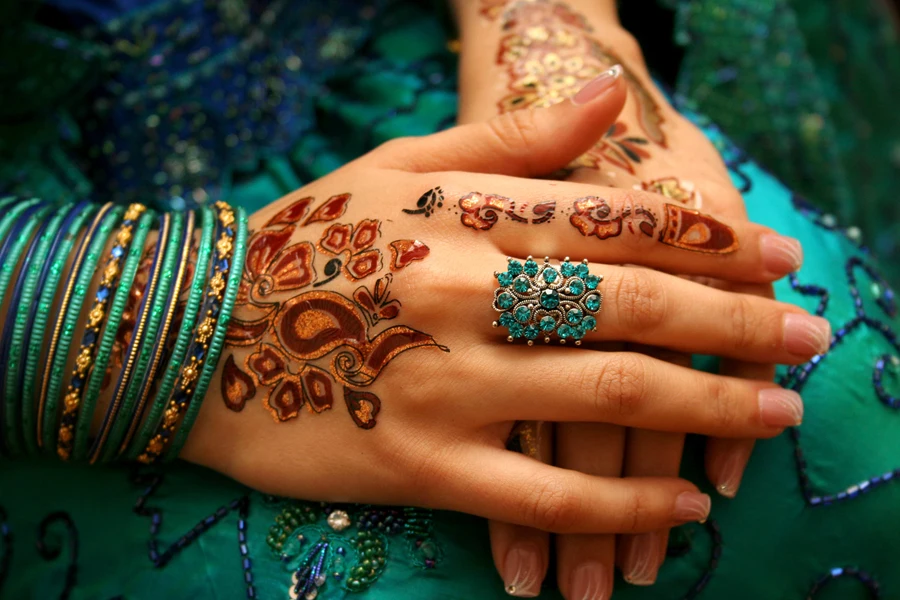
{"left": 1, "top": 2, "right": 899, "bottom": 599}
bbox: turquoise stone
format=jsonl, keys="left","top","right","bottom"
{"left": 576, "top": 263, "right": 589, "bottom": 278}
{"left": 558, "top": 324, "right": 575, "bottom": 338}
{"left": 582, "top": 315, "right": 597, "bottom": 330}
{"left": 508, "top": 322, "right": 525, "bottom": 338}
{"left": 540, "top": 289, "right": 559, "bottom": 309}
{"left": 514, "top": 276, "right": 530, "bottom": 293}
{"left": 584, "top": 274, "right": 600, "bottom": 290}
{"left": 497, "top": 272, "right": 513, "bottom": 286}
{"left": 498, "top": 312, "right": 515, "bottom": 327}
{"left": 567, "top": 308, "right": 583, "bottom": 324}
{"left": 568, "top": 279, "right": 585, "bottom": 295}
{"left": 514, "top": 306, "right": 531, "bottom": 323}
{"left": 543, "top": 267, "right": 558, "bottom": 283}
{"left": 585, "top": 294, "right": 601, "bottom": 311}
{"left": 497, "top": 293, "right": 515, "bottom": 309}
{"left": 539, "top": 315, "right": 556, "bottom": 331}
{"left": 571, "top": 326, "right": 586, "bottom": 340}
{"left": 508, "top": 260, "right": 523, "bottom": 276}
{"left": 560, "top": 261, "right": 575, "bottom": 277}
{"left": 524, "top": 325, "right": 540, "bottom": 340}
{"left": 524, "top": 259, "right": 539, "bottom": 276}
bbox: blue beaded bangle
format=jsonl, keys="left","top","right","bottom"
{"left": 19, "top": 201, "right": 92, "bottom": 454}
{"left": 0, "top": 200, "right": 52, "bottom": 454}
{"left": 1, "top": 202, "right": 70, "bottom": 455}
{"left": 116, "top": 210, "right": 195, "bottom": 459}
{"left": 39, "top": 203, "right": 122, "bottom": 454}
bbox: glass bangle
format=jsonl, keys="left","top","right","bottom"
{"left": 39, "top": 203, "right": 123, "bottom": 454}
{"left": 20, "top": 201, "right": 92, "bottom": 455}
{"left": 0, "top": 200, "right": 53, "bottom": 454}
{"left": 2, "top": 202, "right": 71, "bottom": 455}
{"left": 92, "top": 211, "right": 183, "bottom": 464}
{"left": 63, "top": 204, "right": 154, "bottom": 461}
{"left": 168, "top": 203, "right": 247, "bottom": 460}
{"left": 127, "top": 205, "right": 214, "bottom": 461}
{"left": 117, "top": 210, "right": 195, "bottom": 459}
{"left": 137, "top": 201, "right": 236, "bottom": 464}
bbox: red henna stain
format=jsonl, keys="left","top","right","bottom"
{"left": 344, "top": 388, "right": 381, "bottom": 429}
{"left": 659, "top": 204, "right": 738, "bottom": 254}
{"left": 304, "top": 193, "right": 351, "bottom": 225}
{"left": 221, "top": 355, "right": 255, "bottom": 412}
{"left": 389, "top": 240, "right": 430, "bottom": 271}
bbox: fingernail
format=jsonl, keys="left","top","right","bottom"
{"left": 783, "top": 313, "right": 831, "bottom": 356}
{"left": 760, "top": 234, "right": 803, "bottom": 274}
{"left": 713, "top": 446, "right": 750, "bottom": 498}
{"left": 758, "top": 388, "right": 804, "bottom": 427}
{"left": 570, "top": 562, "right": 609, "bottom": 600}
{"left": 503, "top": 545, "right": 542, "bottom": 597}
{"left": 673, "top": 492, "right": 711, "bottom": 523}
{"left": 622, "top": 532, "right": 662, "bottom": 586}
{"left": 572, "top": 65, "right": 623, "bottom": 105}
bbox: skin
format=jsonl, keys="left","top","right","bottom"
{"left": 452, "top": 0, "right": 797, "bottom": 596}
{"left": 173, "top": 90, "right": 822, "bottom": 544}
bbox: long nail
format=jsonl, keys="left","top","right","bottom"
{"left": 673, "top": 492, "right": 711, "bottom": 523}
{"left": 503, "top": 545, "right": 542, "bottom": 597}
{"left": 712, "top": 445, "right": 752, "bottom": 498}
{"left": 758, "top": 388, "right": 804, "bottom": 427}
{"left": 783, "top": 313, "right": 831, "bottom": 356}
{"left": 570, "top": 562, "right": 609, "bottom": 600}
{"left": 622, "top": 532, "right": 662, "bottom": 586}
{"left": 760, "top": 234, "right": 803, "bottom": 274}
{"left": 572, "top": 65, "right": 623, "bottom": 105}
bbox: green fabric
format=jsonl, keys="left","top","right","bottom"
{"left": 1, "top": 2, "right": 899, "bottom": 599}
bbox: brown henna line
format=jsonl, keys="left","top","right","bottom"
{"left": 403, "top": 187, "right": 444, "bottom": 217}
{"left": 222, "top": 192, "right": 438, "bottom": 428}
{"left": 659, "top": 204, "right": 738, "bottom": 254}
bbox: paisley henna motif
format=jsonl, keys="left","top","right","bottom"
{"left": 389, "top": 240, "right": 430, "bottom": 271}
{"left": 222, "top": 355, "right": 256, "bottom": 412}
{"left": 659, "top": 204, "right": 738, "bottom": 254}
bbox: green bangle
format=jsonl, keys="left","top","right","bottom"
{"left": 167, "top": 203, "right": 247, "bottom": 460}
{"left": 127, "top": 205, "right": 214, "bottom": 461}
{"left": 4, "top": 202, "right": 72, "bottom": 455}
{"left": 116, "top": 210, "right": 195, "bottom": 459}
{"left": 0, "top": 202, "right": 55, "bottom": 455}
{"left": 29, "top": 203, "right": 98, "bottom": 452}
{"left": 40, "top": 203, "right": 123, "bottom": 455}
{"left": 93, "top": 211, "right": 183, "bottom": 464}
{"left": 66, "top": 205, "right": 155, "bottom": 462}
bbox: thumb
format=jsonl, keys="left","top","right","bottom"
{"left": 377, "top": 65, "right": 626, "bottom": 177}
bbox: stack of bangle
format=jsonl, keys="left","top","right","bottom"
{"left": 0, "top": 197, "right": 247, "bottom": 464}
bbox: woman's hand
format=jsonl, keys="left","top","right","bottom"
{"left": 180, "top": 81, "right": 818, "bottom": 543}
{"left": 452, "top": 1, "right": 827, "bottom": 596}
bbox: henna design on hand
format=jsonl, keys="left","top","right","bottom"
{"left": 222, "top": 192, "right": 440, "bottom": 429}
{"left": 659, "top": 204, "right": 738, "bottom": 254}
{"left": 491, "top": 0, "right": 667, "bottom": 169}
{"left": 459, "top": 191, "right": 557, "bottom": 231}
{"left": 638, "top": 178, "right": 700, "bottom": 208}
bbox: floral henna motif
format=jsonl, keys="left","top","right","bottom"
{"left": 638, "top": 177, "right": 700, "bottom": 208}
{"left": 492, "top": 0, "right": 666, "bottom": 169}
{"left": 222, "top": 192, "right": 438, "bottom": 428}
{"left": 402, "top": 187, "right": 444, "bottom": 217}
{"left": 317, "top": 219, "right": 383, "bottom": 281}
{"left": 570, "top": 196, "right": 657, "bottom": 239}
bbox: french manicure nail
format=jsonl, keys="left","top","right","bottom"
{"left": 714, "top": 446, "right": 750, "bottom": 498}
{"left": 758, "top": 388, "right": 804, "bottom": 427}
{"left": 673, "top": 492, "right": 711, "bottom": 523}
{"left": 760, "top": 234, "right": 803, "bottom": 274}
{"left": 570, "top": 562, "right": 608, "bottom": 600}
{"left": 572, "top": 64, "right": 623, "bottom": 105}
{"left": 504, "top": 545, "right": 542, "bottom": 597}
{"left": 783, "top": 313, "right": 831, "bottom": 356}
{"left": 622, "top": 532, "right": 662, "bottom": 586}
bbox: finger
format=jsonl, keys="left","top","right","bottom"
{"left": 556, "top": 423, "right": 624, "bottom": 600}
{"left": 490, "top": 422, "right": 553, "bottom": 598}
{"left": 475, "top": 345, "right": 803, "bottom": 437}
{"left": 374, "top": 66, "right": 627, "bottom": 177}
{"left": 707, "top": 283, "right": 779, "bottom": 498}
{"left": 421, "top": 174, "right": 802, "bottom": 282}
{"left": 432, "top": 445, "right": 709, "bottom": 534}
{"left": 483, "top": 259, "right": 829, "bottom": 363}
{"left": 617, "top": 350, "right": 690, "bottom": 586}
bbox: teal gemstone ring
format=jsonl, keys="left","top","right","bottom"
{"left": 493, "top": 256, "right": 603, "bottom": 345}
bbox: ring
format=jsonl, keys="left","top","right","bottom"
{"left": 492, "top": 256, "right": 603, "bottom": 345}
